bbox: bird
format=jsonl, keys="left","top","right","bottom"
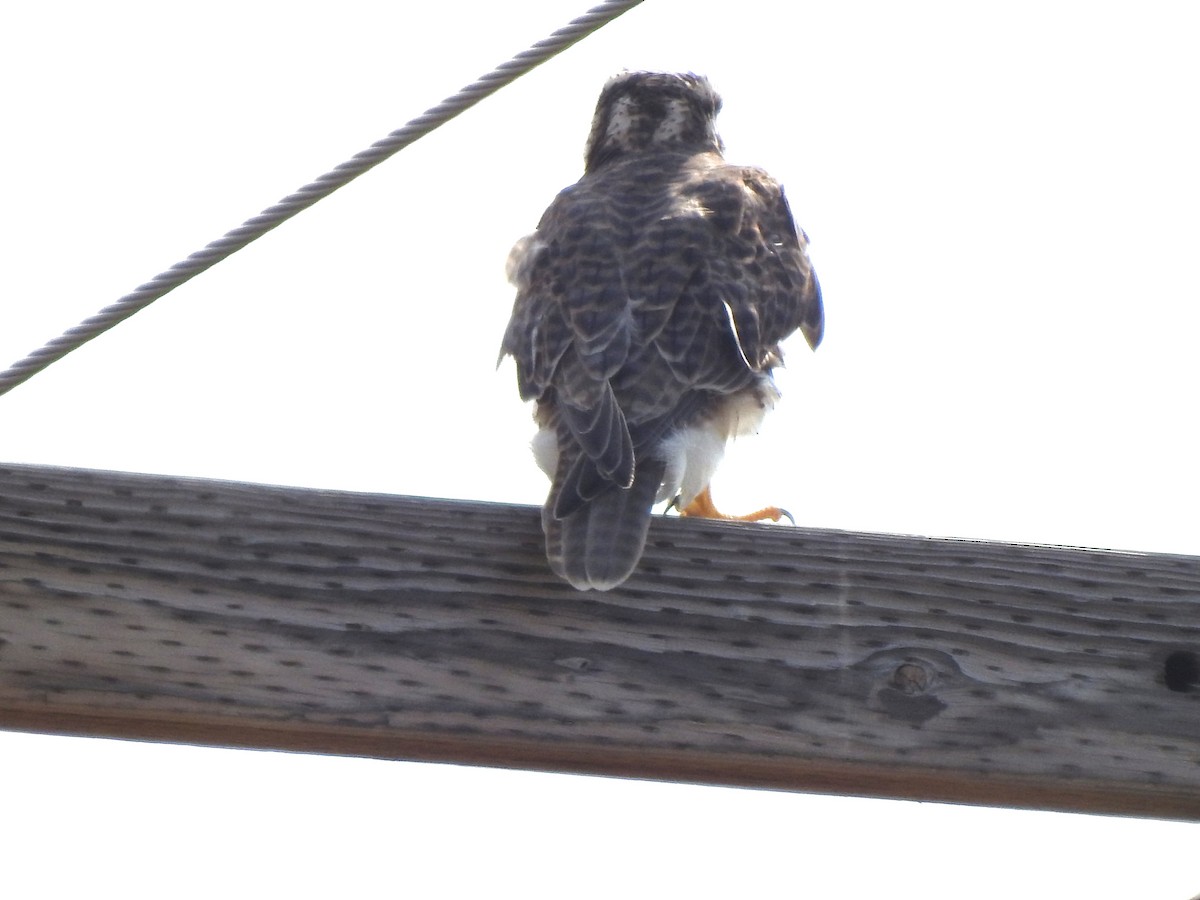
{"left": 500, "top": 71, "right": 823, "bottom": 591}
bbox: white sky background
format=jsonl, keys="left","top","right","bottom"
{"left": 1, "top": 0, "right": 1197, "bottom": 896}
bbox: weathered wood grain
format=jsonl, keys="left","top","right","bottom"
{"left": 1, "top": 462, "right": 1198, "bottom": 818}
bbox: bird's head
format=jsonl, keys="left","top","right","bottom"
{"left": 584, "top": 71, "right": 724, "bottom": 173}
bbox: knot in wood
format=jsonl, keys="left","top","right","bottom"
{"left": 890, "top": 663, "right": 931, "bottom": 695}
{"left": 862, "top": 652, "right": 951, "bottom": 725}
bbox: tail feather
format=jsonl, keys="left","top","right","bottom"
{"left": 544, "top": 456, "right": 666, "bottom": 591}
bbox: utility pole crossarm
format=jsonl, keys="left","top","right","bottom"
{"left": 1, "top": 462, "right": 1197, "bottom": 819}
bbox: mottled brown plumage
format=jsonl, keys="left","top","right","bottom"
{"left": 502, "top": 72, "right": 823, "bottom": 591}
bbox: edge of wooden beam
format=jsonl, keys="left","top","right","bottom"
{"left": 2, "top": 701, "right": 1196, "bottom": 820}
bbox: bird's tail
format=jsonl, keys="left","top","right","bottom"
{"left": 544, "top": 456, "right": 666, "bottom": 591}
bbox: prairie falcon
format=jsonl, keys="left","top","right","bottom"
{"left": 502, "top": 72, "right": 823, "bottom": 590}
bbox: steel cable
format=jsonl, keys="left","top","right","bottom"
{"left": 0, "top": 0, "right": 645, "bottom": 397}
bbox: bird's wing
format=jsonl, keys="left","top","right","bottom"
{"left": 503, "top": 187, "right": 636, "bottom": 500}
{"left": 677, "top": 164, "right": 824, "bottom": 364}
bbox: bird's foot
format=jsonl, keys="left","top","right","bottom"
{"left": 676, "top": 486, "right": 794, "bottom": 524}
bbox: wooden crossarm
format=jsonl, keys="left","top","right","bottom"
{"left": 1, "top": 462, "right": 1198, "bottom": 819}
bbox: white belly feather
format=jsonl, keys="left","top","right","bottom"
{"left": 654, "top": 378, "right": 778, "bottom": 507}
{"left": 531, "top": 375, "right": 779, "bottom": 510}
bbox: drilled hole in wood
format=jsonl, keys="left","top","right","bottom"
{"left": 1163, "top": 651, "right": 1199, "bottom": 692}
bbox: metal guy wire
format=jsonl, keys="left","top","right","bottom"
{"left": 0, "top": 0, "right": 645, "bottom": 398}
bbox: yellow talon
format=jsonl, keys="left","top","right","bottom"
{"left": 678, "top": 486, "right": 793, "bottom": 524}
